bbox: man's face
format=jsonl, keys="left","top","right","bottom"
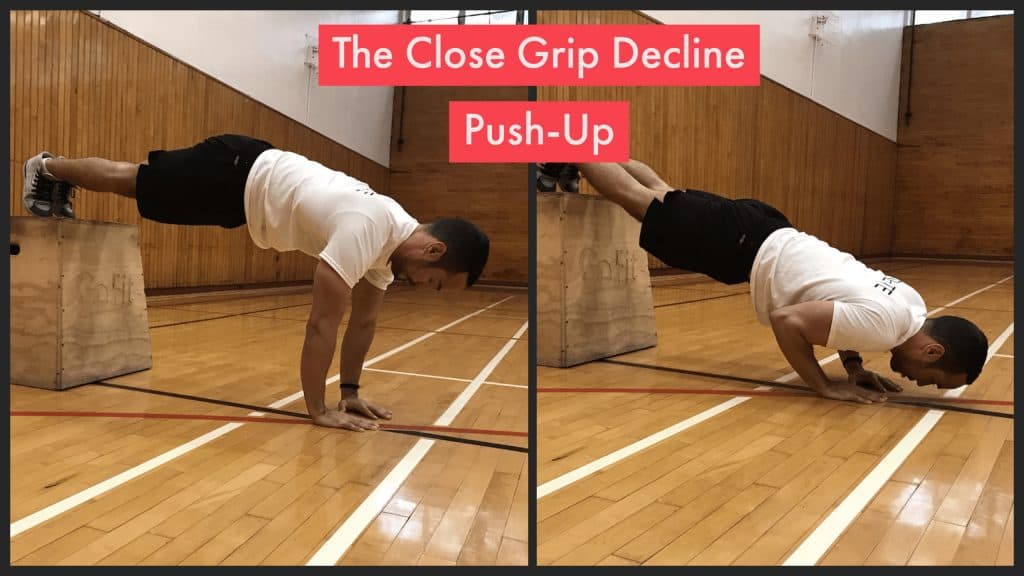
{"left": 397, "top": 265, "right": 468, "bottom": 292}
{"left": 889, "top": 352, "right": 967, "bottom": 390}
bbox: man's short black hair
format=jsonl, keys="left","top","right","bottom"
{"left": 924, "top": 316, "right": 988, "bottom": 384}
{"left": 426, "top": 218, "right": 489, "bottom": 286}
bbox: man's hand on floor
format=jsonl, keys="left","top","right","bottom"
{"left": 311, "top": 408, "right": 380, "bottom": 431}
{"left": 847, "top": 367, "right": 903, "bottom": 394}
{"left": 819, "top": 380, "right": 887, "bottom": 404}
{"left": 339, "top": 394, "right": 393, "bottom": 421}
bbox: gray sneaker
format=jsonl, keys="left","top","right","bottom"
{"left": 22, "top": 151, "right": 57, "bottom": 217}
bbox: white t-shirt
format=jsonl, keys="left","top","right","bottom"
{"left": 244, "top": 149, "right": 419, "bottom": 290}
{"left": 749, "top": 228, "right": 927, "bottom": 352}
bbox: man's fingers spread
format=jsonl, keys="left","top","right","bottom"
{"left": 355, "top": 416, "right": 378, "bottom": 430}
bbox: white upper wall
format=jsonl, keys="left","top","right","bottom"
{"left": 642, "top": 10, "right": 908, "bottom": 140}
{"left": 92, "top": 10, "right": 400, "bottom": 166}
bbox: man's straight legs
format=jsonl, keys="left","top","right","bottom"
{"left": 577, "top": 162, "right": 670, "bottom": 221}
{"left": 46, "top": 157, "right": 139, "bottom": 198}
{"left": 23, "top": 134, "right": 273, "bottom": 229}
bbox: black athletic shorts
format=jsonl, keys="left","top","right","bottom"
{"left": 639, "top": 189, "right": 793, "bottom": 284}
{"left": 135, "top": 134, "right": 274, "bottom": 228}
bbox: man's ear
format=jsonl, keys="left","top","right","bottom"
{"left": 924, "top": 342, "right": 946, "bottom": 361}
{"left": 424, "top": 241, "right": 447, "bottom": 261}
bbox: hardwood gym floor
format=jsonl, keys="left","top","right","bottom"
{"left": 537, "top": 260, "right": 1013, "bottom": 566}
{"left": 10, "top": 285, "right": 528, "bottom": 566}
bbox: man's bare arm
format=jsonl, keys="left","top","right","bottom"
{"left": 340, "top": 279, "right": 384, "bottom": 387}
{"left": 301, "top": 261, "right": 377, "bottom": 430}
{"left": 335, "top": 280, "right": 393, "bottom": 420}
{"left": 769, "top": 301, "right": 884, "bottom": 403}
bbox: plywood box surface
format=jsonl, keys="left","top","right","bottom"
{"left": 538, "top": 192, "right": 657, "bottom": 367}
{"left": 10, "top": 217, "right": 152, "bottom": 390}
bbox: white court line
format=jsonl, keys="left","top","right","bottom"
{"left": 783, "top": 321, "right": 1014, "bottom": 566}
{"left": 984, "top": 324, "right": 1015, "bottom": 365}
{"left": 480, "top": 381, "right": 530, "bottom": 390}
{"left": 537, "top": 392, "right": 764, "bottom": 499}
{"left": 10, "top": 295, "right": 515, "bottom": 539}
{"left": 307, "top": 321, "right": 529, "bottom": 566}
{"left": 993, "top": 353, "right": 1013, "bottom": 359}
{"left": 537, "top": 275, "right": 1015, "bottom": 500}
{"left": 266, "top": 296, "right": 516, "bottom": 408}
{"left": 927, "top": 275, "right": 1013, "bottom": 316}
{"left": 10, "top": 424, "right": 242, "bottom": 538}
{"left": 362, "top": 366, "right": 527, "bottom": 389}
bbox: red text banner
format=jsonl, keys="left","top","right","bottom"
{"left": 320, "top": 25, "right": 759, "bottom": 86}
{"left": 448, "top": 101, "right": 630, "bottom": 163}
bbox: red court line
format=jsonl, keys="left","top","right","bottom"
{"left": 9, "top": 410, "right": 528, "bottom": 437}
{"left": 536, "top": 387, "right": 1014, "bottom": 407}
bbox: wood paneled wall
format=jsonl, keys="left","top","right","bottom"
{"left": 538, "top": 10, "right": 899, "bottom": 268}
{"left": 894, "top": 16, "right": 1014, "bottom": 258}
{"left": 10, "top": 10, "right": 389, "bottom": 290}
{"left": 388, "top": 86, "right": 529, "bottom": 285}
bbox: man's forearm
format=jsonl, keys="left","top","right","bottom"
{"left": 340, "top": 321, "right": 377, "bottom": 387}
{"left": 300, "top": 324, "right": 337, "bottom": 416}
{"left": 771, "top": 315, "right": 832, "bottom": 393}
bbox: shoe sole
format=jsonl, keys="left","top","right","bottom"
{"left": 559, "top": 167, "right": 580, "bottom": 193}
{"left": 55, "top": 181, "right": 74, "bottom": 219}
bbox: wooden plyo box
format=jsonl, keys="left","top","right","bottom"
{"left": 538, "top": 192, "right": 657, "bottom": 367}
{"left": 10, "top": 217, "right": 152, "bottom": 390}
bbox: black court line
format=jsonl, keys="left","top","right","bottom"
{"left": 150, "top": 313, "right": 237, "bottom": 329}
{"left": 92, "top": 381, "right": 527, "bottom": 453}
{"left": 94, "top": 381, "right": 310, "bottom": 418}
{"left": 867, "top": 263, "right": 925, "bottom": 274}
{"left": 599, "top": 359, "right": 1013, "bottom": 420}
{"left": 149, "top": 302, "right": 312, "bottom": 329}
{"left": 653, "top": 290, "right": 748, "bottom": 309}
{"left": 149, "top": 302, "right": 311, "bottom": 314}
{"left": 149, "top": 297, "right": 525, "bottom": 329}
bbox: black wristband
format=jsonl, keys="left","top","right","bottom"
{"left": 340, "top": 383, "right": 360, "bottom": 391}
{"left": 842, "top": 355, "right": 863, "bottom": 367}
